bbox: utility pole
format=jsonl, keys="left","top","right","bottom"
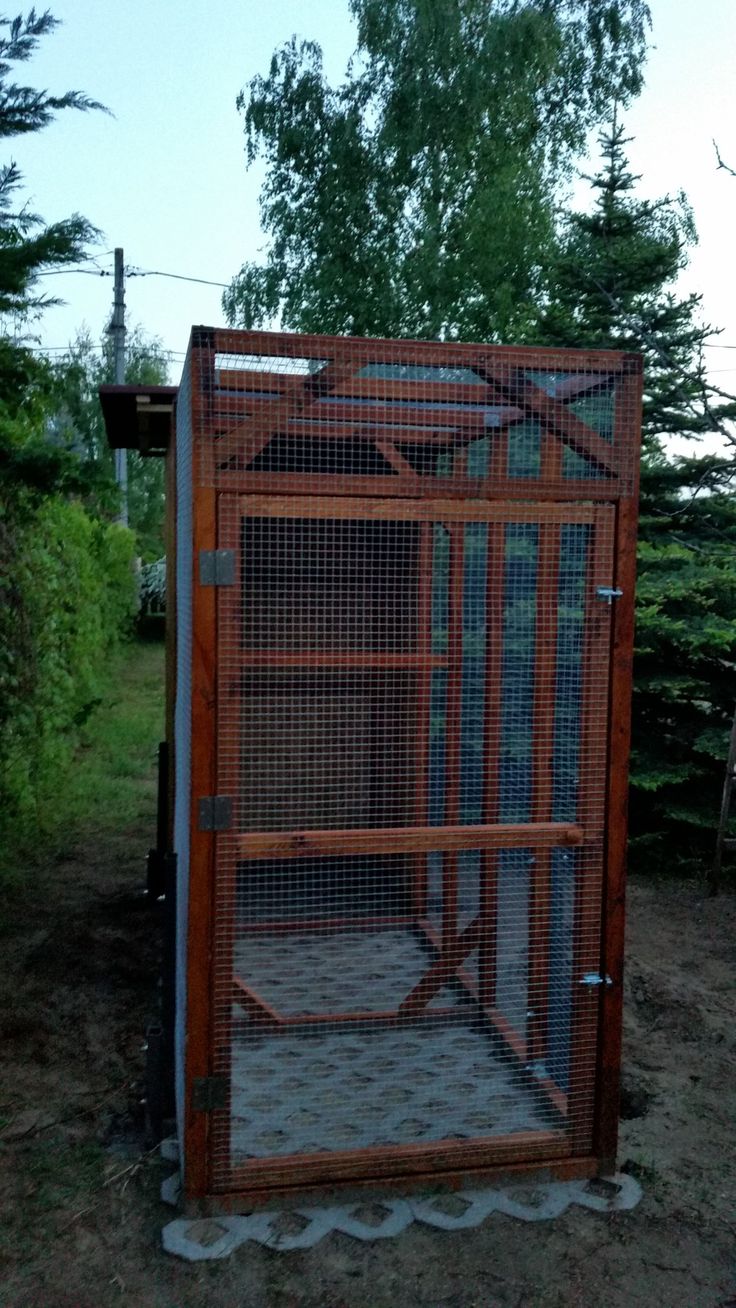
{"left": 109, "top": 247, "right": 128, "bottom": 525}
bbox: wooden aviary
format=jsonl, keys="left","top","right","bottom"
{"left": 100, "top": 327, "right": 642, "bottom": 1212}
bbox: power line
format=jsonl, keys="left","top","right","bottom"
{"left": 126, "top": 266, "right": 229, "bottom": 289}
{"left": 35, "top": 263, "right": 229, "bottom": 290}
{"left": 26, "top": 343, "right": 187, "bottom": 356}
{"left": 36, "top": 268, "right": 112, "bottom": 277}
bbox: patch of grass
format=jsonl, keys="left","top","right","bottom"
{"left": 0, "top": 640, "right": 164, "bottom": 900}
{"left": 60, "top": 638, "right": 164, "bottom": 835}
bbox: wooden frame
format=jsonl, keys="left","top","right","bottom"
{"left": 175, "top": 328, "right": 641, "bottom": 1208}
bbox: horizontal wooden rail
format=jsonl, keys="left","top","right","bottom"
{"left": 212, "top": 326, "right": 632, "bottom": 373}
{"left": 226, "top": 1128, "right": 570, "bottom": 1190}
{"left": 234, "top": 822, "right": 584, "bottom": 860}
{"left": 236, "top": 494, "right": 599, "bottom": 524}
{"left": 215, "top": 470, "right": 622, "bottom": 501}
{"left": 231, "top": 993, "right": 462, "bottom": 1031}
{"left": 212, "top": 1155, "right": 599, "bottom": 1210}
{"left": 236, "top": 651, "right": 448, "bottom": 670}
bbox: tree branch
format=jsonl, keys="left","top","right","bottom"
{"left": 713, "top": 139, "right": 736, "bottom": 178}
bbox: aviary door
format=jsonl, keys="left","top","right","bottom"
{"left": 206, "top": 492, "right": 616, "bottom": 1194}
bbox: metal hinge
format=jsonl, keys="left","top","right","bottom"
{"left": 197, "top": 796, "right": 232, "bottom": 831}
{"left": 199, "top": 549, "right": 235, "bottom": 586}
{"left": 191, "top": 1076, "right": 228, "bottom": 1112}
{"left": 596, "top": 586, "right": 623, "bottom": 606}
{"left": 579, "top": 972, "right": 613, "bottom": 987}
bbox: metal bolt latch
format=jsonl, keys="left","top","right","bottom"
{"left": 596, "top": 586, "right": 623, "bottom": 605}
{"left": 579, "top": 972, "right": 613, "bottom": 987}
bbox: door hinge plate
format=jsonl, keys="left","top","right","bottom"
{"left": 579, "top": 972, "right": 613, "bottom": 987}
{"left": 191, "top": 1076, "right": 228, "bottom": 1112}
{"left": 596, "top": 586, "right": 623, "bottom": 605}
{"left": 199, "top": 549, "right": 235, "bottom": 586}
{"left": 198, "top": 796, "right": 232, "bottom": 831}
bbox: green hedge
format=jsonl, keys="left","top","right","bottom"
{"left": 0, "top": 492, "right": 137, "bottom": 876}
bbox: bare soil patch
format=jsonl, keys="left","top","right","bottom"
{"left": 0, "top": 644, "right": 734, "bottom": 1307}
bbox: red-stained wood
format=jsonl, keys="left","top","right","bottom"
{"left": 216, "top": 393, "right": 516, "bottom": 437}
{"left": 215, "top": 368, "right": 305, "bottom": 394}
{"left": 183, "top": 343, "right": 218, "bottom": 1198}
{"left": 212, "top": 325, "right": 629, "bottom": 375}
{"left": 164, "top": 439, "right": 177, "bottom": 847}
{"left": 236, "top": 494, "right": 599, "bottom": 524}
{"left": 476, "top": 364, "right": 618, "bottom": 476}
{"left": 373, "top": 437, "right": 423, "bottom": 482}
{"left": 225, "top": 1129, "right": 569, "bottom": 1192}
{"left": 594, "top": 366, "right": 643, "bottom": 1169}
{"left": 232, "top": 978, "right": 284, "bottom": 1026}
{"left": 236, "top": 914, "right": 417, "bottom": 935}
{"left": 328, "top": 376, "right": 521, "bottom": 409}
{"left": 215, "top": 468, "right": 623, "bottom": 501}
{"left": 234, "top": 822, "right": 583, "bottom": 861}
{"left": 413, "top": 522, "right": 435, "bottom": 917}
{"left": 442, "top": 524, "right": 465, "bottom": 950}
{"left": 213, "top": 358, "right": 368, "bottom": 466}
{"left": 527, "top": 521, "right": 562, "bottom": 1062}
{"left": 233, "top": 1004, "right": 462, "bottom": 1032}
{"left": 412, "top": 920, "right": 570, "bottom": 1120}
{"left": 213, "top": 416, "right": 489, "bottom": 445}
{"left": 234, "top": 650, "right": 447, "bottom": 669}
{"left": 567, "top": 506, "right": 617, "bottom": 1155}
{"left": 177, "top": 328, "right": 641, "bottom": 1203}
{"left": 205, "top": 1154, "right": 599, "bottom": 1213}
{"left": 400, "top": 917, "right": 481, "bottom": 1014}
{"left": 479, "top": 520, "right": 505, "bottom": 1010}
{"left": 207, "top": 493, "right": 254, "bottom": 1188}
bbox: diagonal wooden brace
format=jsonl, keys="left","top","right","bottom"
{"left": 474, "top": 365, "right": 618, "bottom": 477}
{"left": 399, "top": 916, "right": 482, "bottom": 1015}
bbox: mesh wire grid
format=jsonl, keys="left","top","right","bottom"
{"left": 177, "top": 328, "right": 641, "bottom": 1194}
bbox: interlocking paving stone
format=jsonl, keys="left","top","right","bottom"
{"left": 230, "top": 1020, "right": 555, "bottom": 1159}
{"left": 161, "top": 1173, "right": 643, "bottom": 1260}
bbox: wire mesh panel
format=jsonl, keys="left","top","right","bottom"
{"left": 196, "top": 331, "right": 639, "bottom": 499}
{"left": 180, "top": 329, "right": 641, "bottom": 1199}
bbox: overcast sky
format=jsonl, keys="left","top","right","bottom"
{"left": 11, "top": 0, "right": 736, "bottom": 388}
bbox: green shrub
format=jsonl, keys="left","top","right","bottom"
{"left": 0, "top": 491, "right": 137, "bottom": 876}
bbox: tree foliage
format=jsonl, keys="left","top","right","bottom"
{"left": 224, "top": 0, "right": 651, "bottom": 341}
{"left": 0, "top": 9, "right": 103, "bottom": 320}
{"left": 50, "top": 327, "right": 171, "bottom": 559}
{"left": 0, "top": 12, "right": 137, "bottom": 880}
{"left": 535, "top": 121, "right": 736, "bottom": 873}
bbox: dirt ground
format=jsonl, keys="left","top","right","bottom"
{"left": 0, "top": 649, "right": 735, "bottom": 1307}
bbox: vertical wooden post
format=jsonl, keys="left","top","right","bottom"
{"left": 568, "top": 505, "right": 616, "bottom": 1153}
{"left": 413, "top": 522, "right": 434, "bottom": 918}
{"left": 478, "top": 522, "right": 505, "bottom": 1009}
{"left": 443, "top": 523, "right": 464, "bottom": 950}
{"left": 207, "top": 495, "right": 244, "bottom": 1189}
{"left": 478, "top": 427, "right": 511, "bottom": 1008}
{"left": 183, "top": 331, "right": 218, "bottom": 1199}
{"left": 527, "top": 521, "right": 561, "bottom": 1061}
{"left": 165, "top": 437, "right": 177, "bottom": 849}
{"left": 594, "top": 360, "right": 643, "bottom": 1170}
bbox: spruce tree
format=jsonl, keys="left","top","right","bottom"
{"left": 0, "top": 10, "right": 104, "bottom": 480}
{"left": 537, "top": 118, "right": 736, "bottom": 874}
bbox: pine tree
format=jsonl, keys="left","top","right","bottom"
{"left": 537, "top": 118, "right": 736, "bottom": 874}
{"left": 0, "top": 10, "right": 104, "bottom": 481}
